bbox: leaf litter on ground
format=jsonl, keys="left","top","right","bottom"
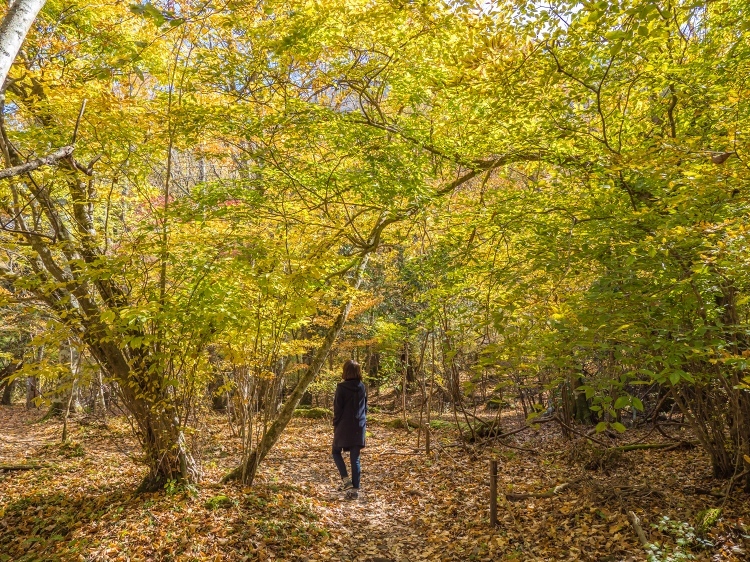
{"left": 1, "top": 405, "right": 749, "bottom": 561}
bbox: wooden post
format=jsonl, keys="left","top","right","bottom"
{"left": 490, "top": 459, "right": 498, "bottom": 526}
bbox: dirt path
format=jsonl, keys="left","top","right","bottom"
{"left": 0, "top": 405, "right": 63, "bottom": 461}
{"left": 260, "top": 422, "right": 442, "bottom": 562}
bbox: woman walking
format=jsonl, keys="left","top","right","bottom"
{"left": 332, "top": 359, "right": 367, "bottom": 499}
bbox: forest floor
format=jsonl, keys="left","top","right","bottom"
{"left": 1, "top": 404, "right": 749, "bottom": 562}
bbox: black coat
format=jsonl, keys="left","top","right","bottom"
{"left": 332, "top": 379, "right": 367, "bottom": 449}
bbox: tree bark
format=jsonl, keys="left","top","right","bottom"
{"left": 85, "top": 335, "right": 201, "bottom": 492}
{"left": 208, "top": 375, "right": 228, "bottom": 411}
{"left": 571, "top": 375, "right": 592, "bottom": 424}
{"left": 0, "top": 360, "right": 21, "bottom": 405}
{"left": 25, "top": 375, "right": 39, "bottom": 408}
{"left": 0, "top": 377, "right": 13, "bottom": 404}
{"left": 0, "top": 145, "right": 73, "bottom": 179}
{"left": 627, "top": 511, "right": 649, "bottom": 548}
{"left": 0, "top": 0, "right": 46, "bottom": 90}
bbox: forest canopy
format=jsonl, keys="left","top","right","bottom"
{"left": 0, "top": 1, "right": 749, "bottom": 558}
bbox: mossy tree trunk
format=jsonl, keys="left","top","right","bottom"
{"left": 572, "top": 375, "right": 592, "bottom": 424}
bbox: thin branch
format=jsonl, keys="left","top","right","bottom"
{"left": 553, "top": 415, "right": 610, "bottom": 447}
{"left": 0, "top": 223, "right": 55, "bottom": 241}
{"left": 71, "top": 98, "right": 87, "bottom": 145}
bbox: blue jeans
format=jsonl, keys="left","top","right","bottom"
{"left": 332, "top": 446, "right": 361, "bottom": 488}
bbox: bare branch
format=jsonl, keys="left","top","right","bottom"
{"left": 71, "top": 98, "right": 87, "bottom": 144}
{"left": 0, "top": 145, "right": 73, "bottom": 179}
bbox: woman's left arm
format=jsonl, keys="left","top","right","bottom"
{"left": 333, "top": 385, "right": 342, "bottom": 426}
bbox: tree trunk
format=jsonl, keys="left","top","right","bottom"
{"left": 206, "top": 346, "right": 228, "bottom": 411}
{"left": 365, "top": 350, "right": 380, "bottom": 392}
{"left": 568, "top": 374, "right": 592, "bottom": 424}
{"left": 672, "top": 381, "right": 740, "bottom": 480}
{"left": 0, "top": 361, "right": 21, "bottom": 405}
{"left": 61, "top": 375, "right": 76, "bottom": 442}
{"left": 401, "top": 335, "right": 409, "bottom": 432}
{"left": 0, "top": 18, "right": 199, "bottom": 492}
{"left": 0, "top": 0, "right": 46, "bottom": 90}
{"left": 45, "top": 340, "right": 80, "bottom": 418}
{"left": 25, "top": 375, "right": 39, "bottom": 408}
{"left": 89, "top": 340, "right": 201, "bottom": 492}
{"left": 96, "top": 369, "right": 107, "bottom": 412}
{"left": 208, "top": 375, "right": 228, "bottom": 411}
{"left": 0, "top": 377, "right": 13, "bottom": 404}
{"left": 135, "top": 405, "right": 200, "bottom": 492}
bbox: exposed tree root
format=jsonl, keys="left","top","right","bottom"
{"left": 0, "top": 463, "right": 47, "bottom": 472}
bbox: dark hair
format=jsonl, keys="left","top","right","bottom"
{"left": 342, "top": 359, "right": 362, "bottom": 381}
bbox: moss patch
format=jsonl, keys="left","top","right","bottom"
{"left": 293, "top": 407, "right": 332, "bottom": 419}
{"left": 205, "top": 494, "right": 237, "bottom": 510}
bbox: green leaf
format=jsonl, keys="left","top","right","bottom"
{"left": 579, "top": 385, "right": 595, "bottom": 399}
{"left": 595, "top": 421, "right": 608, "bottom": 433}
{"left": 614, "top": 396, "right": 629, "bottom": 409}
{"left": 130, "top": 2, "right": 166, "bottom": 27}
{"left": 632, "top": 397, "right": 644, "bottom": 412}
{"left": 611, "top": 422, "right": 626, "bottom": 433}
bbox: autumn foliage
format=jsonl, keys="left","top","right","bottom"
{"left": 1, "top": 0, "right": 750, "bottom": 560}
